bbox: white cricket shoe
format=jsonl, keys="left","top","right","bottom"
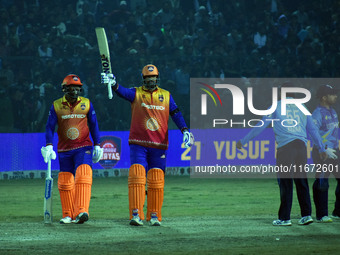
{"left": 130, "top": 215, "right": 143, "bottom": 226}
{"left": 59, "top": 216, "right": 73, "bottom": 224}
{"left": 316, "top": 216, "right": 333, "bottom": 223}
{"left": 272, "top": 219, "right": 292, "bottom": 226}
{"left": 149, "top": 216, "right": 161, "bottom": 226}
{"left": 331, "top": 214, "right": 340, "bottom": 220}
{"left": 298, "top": 216, "right": 313, "bottom": 225}
{"left": 73, "top": 212, "right": 89, "bottom": 224}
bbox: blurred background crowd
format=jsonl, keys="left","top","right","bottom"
{"left": 0, "top": 0, "right": 339, "bottom": 133}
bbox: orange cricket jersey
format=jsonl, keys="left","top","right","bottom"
{"left": 53, "top": 96, "right": 93, "bottom": 152}
{"left": 129, "top": 87, "right": 170, "bottom": 150}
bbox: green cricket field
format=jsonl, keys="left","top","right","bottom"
{"left": 0, "top": 176, "right": 339, "bottom": 254}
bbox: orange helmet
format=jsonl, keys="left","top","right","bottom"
{"left": 141, "top": 64, "right": 159, "bottom": 77}
{"left": 141, "top": 64, "right": 160, "bottom": 90}
{"left": 61, "top": 74, "right": 83, "bottom": 87}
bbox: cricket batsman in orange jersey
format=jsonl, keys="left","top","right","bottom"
{"left": 102, "top": 64, "right": 194, "bottom": 226}
{"left": 41, "top": 74, "right": 103, "bottom": 224}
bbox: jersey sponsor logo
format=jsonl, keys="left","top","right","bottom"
{"left": 61, "top": 114, "right": 86, "bottom": 119}
{"left": 67, "top": 127, "right": 79, "bottom": 140}
{"left": 146, "top": 117, "right": 159, "bottom": 131}
{"left": 141, "top": 102, "right": 165, "bottom": 110}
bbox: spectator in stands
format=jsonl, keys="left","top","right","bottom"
{"left": 253, "top": 22, "right": 267, "bottom": 50}
{"left": 275, "top": 14, "right": 290, "bottom": 40}
{"left": 9, "top": 85, "right": 29, "bottom": 132}
{"left": 1, "top": 0, "right": 340, "bottom": 133}
{"left": 153, "top": 0, "right": 174, "bottom": 26}
{"left": 38, "top": 38, "right": 53, "bottom": 63}
{"left": 109, "top": 0, "right": 131, "bottom": 26}
{"left": 0, "top": 77, "right": 13, "bottom": 132}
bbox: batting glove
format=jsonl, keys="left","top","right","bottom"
{"left": 101, "top": 73, "right": 116, "bottom": 87}
{"left": 183, "top": 131, "right": 194, "bottom": 148}
{"left": 325, "top": 148, "right": 338, "bottom": 159}
{"left": 41, "top": 145, "right": 56, "bottom": 163}
{"left": 92, "top": 145, "right": 104, "bottom": 163}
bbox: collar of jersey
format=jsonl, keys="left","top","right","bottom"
{"left": 142, "top": 86, "right": 159, "bottom": 93}
{"left": 61, "top": 95, "right": 81, "bottom": 106}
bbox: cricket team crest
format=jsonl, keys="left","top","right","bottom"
{"left": 98, "top": 136, "right": 121, "bottom": 169}
{"left": 159, "top": 95, "right": 164, "bottom": 102}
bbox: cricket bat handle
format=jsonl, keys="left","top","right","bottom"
{"left": 108, "top": 83, "right": 113, "bottom": 99}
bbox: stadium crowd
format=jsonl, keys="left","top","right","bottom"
{"left": 0, "top": 0, "right": 339, "bottom": 132}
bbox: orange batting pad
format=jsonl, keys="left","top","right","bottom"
{"left": 58, "top": 172, "right": 75, "bottom": 219}
{"left": 146, "top": 168, "right": 164, "bottom": 221}
{"left": 74, "top": 164, "right": 92, "bottom": 217}
{"left": 128, "top": 164, "right": 146, "bottom": 220}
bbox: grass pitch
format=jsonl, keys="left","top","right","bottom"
{"left": 0, "top": 176, "right": 339, "bottom": 254}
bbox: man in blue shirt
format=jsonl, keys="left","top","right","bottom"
{"left": 237, "top": 82, "right": 330, "bottom": 226}
{"left": 312, "top": 84, "right": 340, "bottom": 223}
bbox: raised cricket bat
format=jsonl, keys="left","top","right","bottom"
{"left": 43, "top": 157, "right": 53, "bottom": 223}
{"left": 95, "top": 27, "right": 113, "bottom": 99}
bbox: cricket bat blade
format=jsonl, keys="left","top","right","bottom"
{"left": 43, "top": 158, "right": 53, "bottom": 223}
{"left": 95, "top": 27, "right": 113, "bottom": 99}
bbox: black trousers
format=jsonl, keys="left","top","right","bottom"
{"left": 276, "top": 139, "right": 311, "bottom": 220}
{"left": 312, "top": 147, "right": 340, "bottom": 219}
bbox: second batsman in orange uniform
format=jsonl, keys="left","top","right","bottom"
{"left": 41, "top": 74, "right": 103, "bottom": 224}
{"left": 102, "top": 64, "right": 193, "bottom": 226}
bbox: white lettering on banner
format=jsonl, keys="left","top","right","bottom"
{"left": 61, "top": 114, "right": 86, "bottom": 119}
{"left": 141, "top": 103, "right": 165, "bottom": 110}
{"left": 103, "top": 152, "right": 120, "bottom": 160}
